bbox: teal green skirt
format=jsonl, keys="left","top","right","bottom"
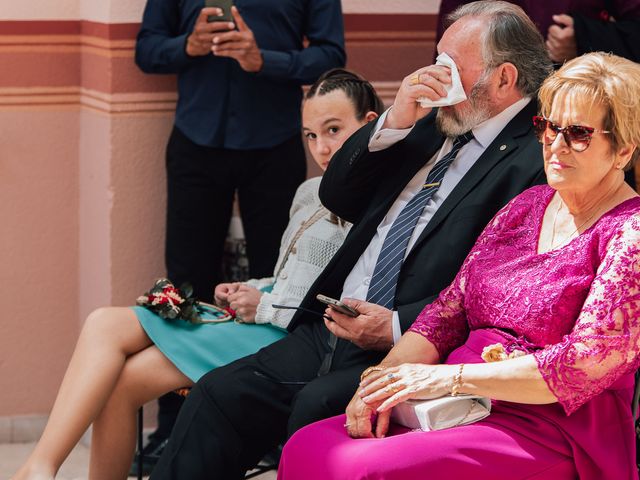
{"left": 133, "top": 306, "right": 287, "bottom": 382}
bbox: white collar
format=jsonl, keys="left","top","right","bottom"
{"left": 471, "top": 97, "right": 531, "bottom": 148}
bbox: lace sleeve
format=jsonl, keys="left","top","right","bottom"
{"left": 408, "top": 195, "right": 523, "bottom": 359}
{"left": 534, "top": 215, "right": 640, "bottom": 415}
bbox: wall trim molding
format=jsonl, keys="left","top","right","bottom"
{"left": 0, "top": 14, "right": 437, "bottom": 37}
{"left": 0, "top": 86, "right": 175, "bottom": 113}
{"left": 0, "top": 17, "right": 433, "bottom": 98}
{"left": 0, "top": 81, "right": 401, "bottom": 113}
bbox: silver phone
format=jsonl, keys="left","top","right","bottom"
{"left": 316, "top": 294, "right": 359, "bottom": 317}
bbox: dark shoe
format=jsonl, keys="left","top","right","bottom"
{"left": 128, "top": 438, "right": 169, "bottom": 477}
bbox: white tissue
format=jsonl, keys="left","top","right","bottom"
{"left": 417, "top": 52, "right": 467, "bottom": 108}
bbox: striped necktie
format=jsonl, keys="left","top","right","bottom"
{"left": 366, "top": 131, "right": 474, "bottom": 309}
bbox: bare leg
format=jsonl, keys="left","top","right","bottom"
{"left": 12, "top": 307, "right": 155, "bottom": 479}
{"left": 89, "top": 345, "right": 191, "bottom": 480}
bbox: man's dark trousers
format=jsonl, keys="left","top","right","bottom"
{"left": 151, "top": 320, "right": 382, "bottom": 480}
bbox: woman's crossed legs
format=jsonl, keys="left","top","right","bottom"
{"left": 13, "top": 307, "right": 191, "bottom": 480}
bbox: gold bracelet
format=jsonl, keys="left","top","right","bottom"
{"left": 360, "top": 365, "right": 384, "bottom": 382}
{"left": 451, "top": 364, "right": 465, "bottom": 397}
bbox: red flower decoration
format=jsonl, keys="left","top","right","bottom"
{"left": 136, "top": 278, "right": 233, "bottom": 324}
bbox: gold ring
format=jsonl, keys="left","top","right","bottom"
{"left": 360, "top": 365, "right": 384, "bottom": 382}
{"left": 409, "top": 74, "right": 420, "bottom": 86}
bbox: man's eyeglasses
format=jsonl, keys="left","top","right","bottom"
{"left": 532, "top": 115, "right": 611, "bottom": 152}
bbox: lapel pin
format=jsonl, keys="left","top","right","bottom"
{"left": 499, "top": 144, "right": 507, "bottom": 151}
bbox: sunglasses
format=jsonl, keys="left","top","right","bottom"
{"left": 532, "top": 116, "right": 611, "bottom": 152}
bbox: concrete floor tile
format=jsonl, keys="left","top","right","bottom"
{"left": 10, "top": 416, "right": 48, "bottom": 443}
{"left": 0, "top": 418, "right": 10, "bottom": 443}
{"left": 0, "top": 442, "right": 277, "bottom": 479}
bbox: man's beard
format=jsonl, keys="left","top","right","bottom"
{"left": 436, "top": 73, "right": 494, "bottom": 137}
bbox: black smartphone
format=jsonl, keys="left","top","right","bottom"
{"left": 316, "top": 294, "right": 359, "bottom": 317}
{"left": 204, "top": 0, "right": 234, "bottom": 24}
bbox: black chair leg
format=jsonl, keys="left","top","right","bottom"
{"left": 137, "top": 406, "right": 144, "bottom": 480}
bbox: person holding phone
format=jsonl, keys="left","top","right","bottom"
{"left": 11, "top": 69, "right": 382, "bottom": 480}
{"left": 130, "top": 0, "right": 345, "bottom": 469}
{"left": 316, "top": 294, "right": 359, "bottom": 317}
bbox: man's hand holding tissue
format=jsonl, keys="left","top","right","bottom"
{"left": 384, "top": 65, "right": 450, "bottom": 130}
{"left": 384, "top": 52, "right": 467, "bottom": 130}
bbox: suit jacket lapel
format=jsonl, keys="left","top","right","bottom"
{"left": 330, "top": 118, "right": 445, "bottom": 281}
{"left": 359, "top": 118, "right": 445, "bottom": 230}
{"left": 411, "top": 101, "right": 537, "bottom": 248}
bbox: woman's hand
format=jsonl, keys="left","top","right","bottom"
{"left": 227, "top": 285, "right": 263, "bottom": 323}
{"left": 358, "top": 363, "right": 457, "bottom": 412}
{"left": 214, "top": 282, "right": 242, "bottom": 307}
{"left": 344, "top": 390, "right": 393, "bottom": 439}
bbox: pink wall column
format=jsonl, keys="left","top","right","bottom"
{"left": 0, "top": 109, "right": 80, "bottom": 415}
{"left": 108, "top": 113, "right": 174, "bottom": 308}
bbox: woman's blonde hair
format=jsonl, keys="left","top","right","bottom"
{"left": 538, "top": 52, "right": 640, "bottom": 168}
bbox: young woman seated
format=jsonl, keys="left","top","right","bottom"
{"left": 12, "top": 68, "right": 383, "bottom": 480}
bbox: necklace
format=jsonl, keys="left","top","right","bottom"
{"left": 549, "top": 183, "right": 620, "bottom": 250}
{"left": 549, "top": 201, "right": 597, "bottom": 250}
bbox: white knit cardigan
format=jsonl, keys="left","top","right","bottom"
{"left": 245, "top": 177, "right": 351, "bottom": 329}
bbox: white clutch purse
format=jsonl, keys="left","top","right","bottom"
{"left": 391, "top": 395, "right": 491, "bottom": 431}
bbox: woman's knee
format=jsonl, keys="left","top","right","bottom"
{"left": 81, "top": 307, "right": 120, "bottom": 340}
{"left": 82, "top": 306, "right": 146, "bottom": 350}
{"left": 84, "top": 306, "right": 124, "bottom": 330}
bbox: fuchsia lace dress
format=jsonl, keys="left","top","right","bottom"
{"left": 278, "top": 185, "right": 640, "bottom": 480}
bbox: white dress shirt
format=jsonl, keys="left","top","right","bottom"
{"left": 340, "top": 98, "right": 531, "bottom": 343}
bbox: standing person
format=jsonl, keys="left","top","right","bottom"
{"left": 150, "top": 3, "right": 552, "bottom": 479}
{"left": 279, "top": 52, "right": 640, "bottom": 480}
{"left": 133, "top": 0, "right": 346, "bottom": 467}
{"left": 11, "top": 68, "right": 381, "bottom": 480}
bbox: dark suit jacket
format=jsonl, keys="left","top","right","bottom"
{"left": 288, "top": 100, "right": 546, "bottom": 333}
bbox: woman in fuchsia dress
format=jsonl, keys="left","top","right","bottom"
{"left": 278, "top": 53, "right": 640, "bottom": 480}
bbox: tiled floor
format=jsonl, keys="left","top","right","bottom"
{"left": 0, "top": 442, "right": 277, "bottom": 480}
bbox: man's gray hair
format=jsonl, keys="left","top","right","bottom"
{"left": 447, "top": 1, "right": 553, "bottom": 97}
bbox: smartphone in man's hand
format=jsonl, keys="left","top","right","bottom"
{"left": 316, "top": 294, "right": 359, "bottom": 317}
{"left": 205, "top": 0, "right": 234, "bottom": 24}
